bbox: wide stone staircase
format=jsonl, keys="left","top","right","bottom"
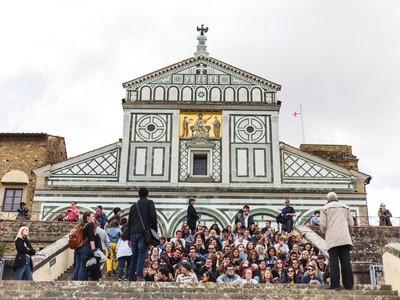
{"left": 0, "top": 281, "right": 398, "bottom": 300}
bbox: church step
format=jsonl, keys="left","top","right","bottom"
{"left": 0, "top": 293, "right": 399, "bottom": 300}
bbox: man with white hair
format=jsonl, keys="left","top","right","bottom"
{"left": 320, "top": 191, "right": 354, "bottom": 290}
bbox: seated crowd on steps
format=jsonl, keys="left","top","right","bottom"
{"left": 63, "top": 205, "right": 329, "bottom": 285}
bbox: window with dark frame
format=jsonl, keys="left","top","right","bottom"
{"left": 192, "top": 153, "right": 208, "bottom": 176}
{"left": 2, "top": 188, "right": 23, "bottom": 212}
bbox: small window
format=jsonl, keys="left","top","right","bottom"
{"left": 193, "top": 154, "right": 208, "bottom": 176}
{"left": 2, "top": 188, "right": 23, "bottom": 212}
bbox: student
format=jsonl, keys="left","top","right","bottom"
{"left": 72, "top": 212, "right": 98, "bottom": 280}
{"left": 16, "top": 202, "right": 30, "bottom": 221}
{"left": 14, "top": 226, "right": 36, "bottom": 280}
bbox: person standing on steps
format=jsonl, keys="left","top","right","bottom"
{"left": 320, "top": 192, "right": 354, "bottom": 290}
{"left": 186, "top": 198, "right": 200, "bottom": 234}
{"left": 72, "top": 211, "right": 98, "bottom": 280}
{"left": 378, "top": 203, "right": 392, "bottom": 226}
{"left": 14, "top": 226, "right": 36, "bottom": 280}
{"left": 127, "top": 187, "right": 158, "bottom": 281}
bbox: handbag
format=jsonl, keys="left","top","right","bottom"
{"left": 135, "top": 202, "right": 160, "bottom": 246}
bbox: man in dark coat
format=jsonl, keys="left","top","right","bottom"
{"left": 281, "top": 199, "right": 296, "bottom": 233}
{"left": 127, "top": 187, "right": 158, "bottom": 281}
{"left": 186, "top": 198, "right": 199, "bottom": 233}
{"left": 234, "top": 205, "right": 254, "bottom": 230}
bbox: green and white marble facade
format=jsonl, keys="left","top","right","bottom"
{"left": 33, "top": 35, "right": 370, "bottom": 237}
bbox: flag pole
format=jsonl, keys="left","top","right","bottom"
{"left": 300, "top": 105, "right": 305, "bottom": 144}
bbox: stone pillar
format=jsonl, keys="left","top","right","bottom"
{"left": 170, "top": 110, "right": 180, "bottom": 184}
{"left": 119, "top": 109, "right": 132, "bottom": 184}
{"left": 221, "top": 111, "right": 230, "bottom": 184}
{"left": 271, "top": 113, "right": 281, "bottom": 186}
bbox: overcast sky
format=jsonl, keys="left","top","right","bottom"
{"left": 1, "top": 0, "right": 399, "bottom": 219}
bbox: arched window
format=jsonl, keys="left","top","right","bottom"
{"left": 210, "top": 87, "right": 221, "bottom": 102}
{"left": 238, "top": 87, "right": 249, "bottom": 102}
{"left": 154, "top": 86, "right": 165, "bottom": 101}
{"left": 1, "top": 170, "right": 29, "bottom": 212}
{"left": 167, "top": 86, "right": 179, "bottom": 101}
{"left": 224, "top": 88, "right": 235, "bottom": 102}
{"left": 140, "top": 86, "right": 151, "bottom": 101}
{"left": 251, "top": 88, "right": 262, "bottom": 102}
{"left": 182, "top": 87, "right": 192, "bottom": 101}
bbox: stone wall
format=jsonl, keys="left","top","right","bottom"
{"left": 310, "top": 225, "right": 400, "bottom": 264}
{"left": 300, "top": 144, "right": 359, "bottom": 171}
{"left": 0, "top": 133, "right": 67, "bottom": 215}
{"left": 0, "top": 220, "right": 76, "bottom": 257}
{"left": 310, "top": 225, "right": 400, "bottom": 283}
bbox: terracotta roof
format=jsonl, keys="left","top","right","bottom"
{"left": 0, "top": 133, "right": 65, "bottom": 139}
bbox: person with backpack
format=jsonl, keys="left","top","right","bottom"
{"left": 127, "top": 187, "right": 158, "bottom": 281}
{"left": 72, "top": 211, "right": 98, "bottom": 280}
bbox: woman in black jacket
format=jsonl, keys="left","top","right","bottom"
{"left": 14, "top": 226, "right": 36, "bottom": 280}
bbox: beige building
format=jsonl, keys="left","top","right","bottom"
{"left": 0, "top": 133, "right": 67, "bottom": 220}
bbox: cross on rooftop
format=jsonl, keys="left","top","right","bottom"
{"left": 197, "top": 24, "right": 208, "bottom": 36}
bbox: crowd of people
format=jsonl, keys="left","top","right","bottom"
{"left": 62, "top": 190, "right": 338, "bottom": 286}
{"left": 12, "top": 189, "right": 360, "bottom": 290}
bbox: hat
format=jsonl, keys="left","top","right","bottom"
{"left": 180, "top": 261, "right": 192, "bottom": 271}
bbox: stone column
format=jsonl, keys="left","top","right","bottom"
{"left": 271, "top": 113, "right": 282, "bottom": 186}
{"left": 119, "top": 109, "right": 132, "bottom": 184}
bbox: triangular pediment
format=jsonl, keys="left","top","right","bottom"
{"left": 123, "top": 56, "right": 281, "bottom": 103}
{"left": 34, "top": 142, "right": 121, "bottom": 181}
{"left": 280, "top": 143, "right": 370, "bottom": 184}
{"left": 122, "top": 56, "right": 281, "bottom": 94}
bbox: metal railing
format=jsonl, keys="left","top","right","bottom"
{"left": 0, "top": 210, "right": 76, "bottom": 222}
{"left": 294, "top": 215, "right": 400, "bottom": 227}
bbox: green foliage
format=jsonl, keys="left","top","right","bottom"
{"left": 0, "top": 242, "right": 5, "bottom": 258}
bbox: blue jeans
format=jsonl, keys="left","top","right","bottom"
{"left": 72, "top": 243, "right": 91, "bottom": 280}
{"left": 128, "top": 233, "right": 147, "bottom": 281}
{"left": 117, "top": 256, "right": 132, "bottom": 279}
{"left": 15, "top": 264, "right": 33, "bottom": 280}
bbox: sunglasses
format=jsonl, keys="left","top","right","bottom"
{"left": 288, "top": 270, "right": 294, "bottom": 273}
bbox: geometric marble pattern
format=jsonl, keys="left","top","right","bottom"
{"left": 134, "top": 114, "right": 169, "bottom": 142}
{"left": 178, "top": 140, "right": 221, "bottom": 182}
{"left": 53, "top": 150, "right": 118, "bottom": 176}
{"left": 231, "top": 115, "right": 269, "bottom": 144}
{"left": 283, "top": 151, "right": 346, "bottom": 178}
{"left": 179, "top": 141, "right": 189, "bottom": 181}
{"left": 211, "top": 141, "right": 222, "bottom": 182}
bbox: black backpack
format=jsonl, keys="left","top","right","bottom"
{"left": 276, "top": 213, "right": 283, "bottom": 224}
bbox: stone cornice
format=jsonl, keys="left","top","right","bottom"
{"left": 122, "top": 56, "right": 281, "bottom": 91}
{"left": 122, "top": 101, "right": 281, "bottom": 111}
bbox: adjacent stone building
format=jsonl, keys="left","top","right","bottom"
{"left": 33, "top": 29, "right": 371, "bottom": 237}
{"left": 0, "top": 133, "right": 67, "bottom": 219}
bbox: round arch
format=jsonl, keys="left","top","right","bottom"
{"left": 1, "top": 170, "right": 29, "bottom": 184}
{"left": 42, "top": 205, "right": 94, "bottom": 221}
{"left": 296, "top": 209, "right": 317, "bottom": 225}
{"left": 119, "top": 207, "right": 168, "bottom": 237}
{"left": 240, "top": 207, "right": 281, "bottom": 228}
{"left": 168, "top": 207, "right": 230, "bottom": 238}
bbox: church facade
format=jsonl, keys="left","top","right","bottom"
{"left": 33, "top": 29, "right": 370, "bottom": 237}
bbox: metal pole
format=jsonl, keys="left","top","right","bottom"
{"left": 300, "top": 105, "right": 305, "bottom": 144}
